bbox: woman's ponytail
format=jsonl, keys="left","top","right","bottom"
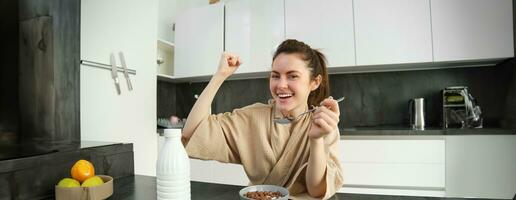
{"left": 307, "top": 49, "right": 329, "bottom": 107}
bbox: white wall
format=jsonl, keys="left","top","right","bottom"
{"left": 80, "top": 0, "right": 158, "bottom": 176}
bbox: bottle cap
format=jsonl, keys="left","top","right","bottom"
{"left": 163, "top": 128, "right": 182, "bottom": 138}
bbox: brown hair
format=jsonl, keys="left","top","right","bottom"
{"left": 272, "top": 39, "right": 330, "bottom": 107}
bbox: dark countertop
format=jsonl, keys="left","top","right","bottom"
{"left": 340, "top": 127, "right": 516, "bottom": 136}
{"left": 110, "top": 175, "right": 501, "bottom": 200}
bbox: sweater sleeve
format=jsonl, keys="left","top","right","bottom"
{"left": 185, "top": 103, "right": 267, "bottom": 164}
{"left": 288, "top": 129, "right": 344, "bottom": 200}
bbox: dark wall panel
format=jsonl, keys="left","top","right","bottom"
{"left": 18, "top": 0, "right": 81, "bottom": 143}
{"left": 19, "top": 16, "right": 55, "bottom": 142}
{"left": 157, "top": 81, "right": 177, "bottom": 118}
{"left": 52, "top": 0, "right": 81, "bottom": 143}
{"left": 0, "top": 0, "right": 20, "bottom": 144}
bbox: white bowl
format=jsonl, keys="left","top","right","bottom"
{"left": 239, "top": 185, "right": 289, "bottom": 200}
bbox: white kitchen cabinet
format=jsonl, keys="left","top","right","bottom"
{"left": 174, "top": 3, "right": 224, "bottom": 78}
{"left": 211, "top": 162, "right": 249, "bottom": 186}
{"left": 81, "top": 0, "right": 158, "bottom": 176}
{"left": 157, "top": 39, "right": 174, "bottom": 77}
{"left": 189, "top": 159, "right": 249, "bottom": 186}
{"left": 170, "top": 0, "right": 513, "bottom": 80}
{"left": 285, "top": 0, "right": 355, "bottom": 68}
{"left": 354, "top": 0, "right": 433, "bottom": 66}
{"left": 225, "top": 0, "right": 285, "bottom": 74}
{"left": 339, "top": 136, "right": 445, "bottom": 197}
{"left": 189, "top": 159, "right": 216, "bottom": 183}
{"left": 431, "top": 0, "right": 514, "bottom": 62}
{"left": 445, "top": 135, "right": 516, "bottom": 199}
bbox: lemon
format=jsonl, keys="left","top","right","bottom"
{"left": 57, "top": 178, "right": 80, "bottom": 187}
{"left": 81, "top": 176, "right": 104, "bottom": 187}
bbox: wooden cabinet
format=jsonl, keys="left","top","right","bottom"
{"left": 339, "top": 136, "right": 445, "bottom": 197}
{"left": 431, "top": 0, "right": 514, "bottom": 62}
{"left": 174, "top": 3, "right": 224, "bottom": 78}
{"left": 354, "top": 0, "right": 433, "bottom": 66}
{"left": 225, "top": 0, "right": 285, "bottom": 74}
{"left": 285, "top": 0, "right": 355, "bottom": 68}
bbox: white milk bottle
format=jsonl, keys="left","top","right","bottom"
{"left": 156, "top": 128, "right": 191, "bottom": 200}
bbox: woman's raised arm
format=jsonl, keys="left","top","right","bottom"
{"left": 182, "top": 52, "right": 241, "bottom": 141}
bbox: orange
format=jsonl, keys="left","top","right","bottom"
{"left": 71, "top": 159, "right": 95, "bottom": 183}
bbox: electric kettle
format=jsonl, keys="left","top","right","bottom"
{"left": 409, "top": 98, "right": 425, "bottom": 130}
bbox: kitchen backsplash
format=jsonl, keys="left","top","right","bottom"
{"left": 158, "top": 59, "right": 516, "bottom": 129}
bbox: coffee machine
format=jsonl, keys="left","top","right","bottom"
{"left": 442, "top": 86, "right": 483, "bottom": 128}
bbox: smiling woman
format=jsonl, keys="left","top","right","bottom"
{"left": 270, "top": 39, "right": 330, "bottom": 111}
{"left": 181, "top": 39, "right": 343, "bottom": 199}
{"left": 269, "top": 52, "right": 317, "bottom": 118}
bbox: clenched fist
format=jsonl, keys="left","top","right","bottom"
{"left": 216, "top": 52, "right": 242, "bottom": 78}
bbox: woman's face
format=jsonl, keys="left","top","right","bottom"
{"left": 269, "top": 53, "right": 319, "bottom": 115}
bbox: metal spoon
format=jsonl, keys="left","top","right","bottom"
{"left": 274, "top": 96, "right": 345, "bottom": 124}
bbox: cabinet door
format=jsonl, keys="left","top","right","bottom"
{"left": 81, "top": 0, "right": 158, "bottom": 176}
{"left": 189, "top": 159, "right": 215, "bottom": 183}
{"left": 431, "top": 0, "right": 514, "bottom": 62}
{"left": 285, "top": 0, "right": 355, "bottom": 68}
{"left": 211, "top": 162, "right": 249, "bottom": 186}
{"left": 174, "top": 3, "right": 224, "bottom": 78}
{"left": 189, "top": 159, "right": 249, "bottom": 186}
{"left": 446, "top": 135, "right": 516, "bottom": 199}
{"left": 354, "top": 0, "right": 432, "bottom": 66}
{"left": 225, "top": 0, "right": 284, "bottom": 74}
{"left": 339, "top": 138, "right": 445, "bottom": 192}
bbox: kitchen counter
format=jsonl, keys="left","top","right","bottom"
{"left": 340, "top": 127, "right": 515, "bottom": 136}
{"left": 158, "top": 127, "right": 515, "bottom": 137}
{"left": 109, "top": 175, "right": 501, "bottom": 200}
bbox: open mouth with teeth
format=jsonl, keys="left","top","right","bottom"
{"left": 277, "top": 93, "right": 294, "bottom": 99}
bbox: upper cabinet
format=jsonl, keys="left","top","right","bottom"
{"left": 431, "top": 0, "right": 514, "bottom": 62}
{"left": 172, "top": 0, "right": 514, "bottom": 80}
{"left": 174, "top": 3, "right": 224, "bottom": 78}
{"left": 157, "top": 39, "right": 175, "bottom": 77}
{"left": 225, "top": 0, "right": 285, "bottom": 74}
{"left": 354, "top": 0, "right": 433, "bottom": 66}
{"left": 285, "top": 0, "right": 355, "bottom": 68}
